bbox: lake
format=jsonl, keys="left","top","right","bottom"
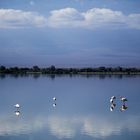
{"left": 0, "top": 74, "right": 140, "bottom": 140}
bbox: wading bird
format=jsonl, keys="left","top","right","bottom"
{"left": 110, "top": 96, "right": 116, "bottom": 103}
{"left": 14, "top": 104, "right": 20, "bottom": 108}
{"left": 53, "top": 97, "right": 56, "bottom": 101}
{"left": 120, "top": 96, "right": 128, "bottom": 102}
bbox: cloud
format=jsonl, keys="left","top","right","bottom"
{"left": 0, "top": 8, "right": 140, "bottom": 29}
{"left": 47, "top": 8, "right": 85, "bottom": 28}
{"left": 48, "top": 8, "right": 140, "bottom": 29}
{"left": 82, "top": 8, "right": 126, "bottom": 28}
{"left": 0, "top": 9, "right": 47, "bottom": 28}
{"left": 127, "top": 14, "right": 140, "bottom": 29}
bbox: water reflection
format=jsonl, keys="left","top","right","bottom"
{"left": 0, "top": 114, "right": 140, "bottom": 139}
{"left": 53, "top": 103, "right": 56, "bottom": 107}
{"left": 110, "top": 103, "right": 116, "bottom": 111}
{"left": 120, "top": 105, "right": 128, "bottom": 112}
{"left": 0, "top": 74, "right": 6, "bottom": 79}
{"left": 48, "top": 116, "right": 76, "bottom": 138}
{"left": 0, "top": 75, "right": 140, "bottom": 139}
{"left": 0, "top": 74, "right": 140, "bottom": 80}
{"left": 32, "top": 74, "right": 41, "bottom": 79}
{"left": 15, "top": 110, "right": 20, "bottom": 116}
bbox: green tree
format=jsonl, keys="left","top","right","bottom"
{"left": 0, "top": 66, "right": 6, "bottom": 73}
{"left": 33, "top": 66, "right": 40, "bottom": 72}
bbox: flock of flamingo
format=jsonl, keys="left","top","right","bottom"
{"left": 110, "top": 96, "right": 128, "bottom": 112}
{"left": 14, "top": 97, "right": 57, "bottom": 116}
{"left": 14, "top": 96, "right": 128, "bottom": 116}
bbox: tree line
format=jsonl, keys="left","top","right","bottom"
{"left": 0, "top": 65, "right": 140, "bottom": 75}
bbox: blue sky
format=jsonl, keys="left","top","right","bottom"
{"left": 0, "top": 0, "right": 140, "bottom": 67}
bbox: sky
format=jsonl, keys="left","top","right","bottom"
{"left": 0, "top": 0, "right": 140, "bottom": 67}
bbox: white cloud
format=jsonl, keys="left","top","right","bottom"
{"left": 127, "top": 14, "right": 140, "bottom": 29}
{"left": 48, "top": 7, "right": 140, "bottom": 29}
{"left": 0, "top": 9, "right": 47, "bottom": 28}
{"left": 47, "top": 7, "right": 84, "bottom": 28}
{"left": 82, "top": 8, "right": 126, "bottom": 29}
{"left": 0, "top": 8, "right": 140, "bottom": 29}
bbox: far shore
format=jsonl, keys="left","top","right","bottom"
{"left": 1, "top": 65, "right": 140, "bottom": 75}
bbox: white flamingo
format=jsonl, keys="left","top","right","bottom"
{"left": 110, "top": 96, "right": 116, "bottom": 103}
{"left": 53, "top": 97, "right": 56, "bottom": 101}
{"left": 14, "top": 104, "right": 20, "bottom": 108}
{"left": 120, "top": 96, "right": 128, "bottom": 102}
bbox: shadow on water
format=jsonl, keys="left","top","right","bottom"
{"left": 32, "top": 73, "right": 41, "bottom": 79}
{"left": 49, "top": 74, "right": 56, "bottom": 80}
{"left": 0, "top": 74, "right": 6, "bottom": 79}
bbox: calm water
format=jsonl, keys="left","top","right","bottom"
{"left": 0, "top": 74, "right": 140, "bottom": 140}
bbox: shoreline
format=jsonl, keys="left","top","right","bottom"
{"left": 1, "top": 65, "right": 140, "bottom": 75}
{"left": 1, "top": 72, "right": 140, "bottom": 75}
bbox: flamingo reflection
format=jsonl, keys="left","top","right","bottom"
{"left": 110, "top": 103, "right": 116, "bottom": 111}
{"left": 120, "top": 104, "right": 128, "bottom": 112}
{"left": 53, "top": 103, "right": 56, "bottom": 107}
{"left": 15, "top": 110, "right": 20, "bottom": 116}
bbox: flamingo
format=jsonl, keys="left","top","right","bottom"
{"left": 110, "top": 96, "right": 116, "bottom": 103}
{"left": 111, "top": 96, "right": 116, "bottom": 100}
{"left": 53, "top": 97, "right": 56, "bottom": 101}
{"left": 14, "top": 104, "right": 20, "bottom": 108}
{"left": 120, "top": 96, "right": 128, "bottom": 102}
